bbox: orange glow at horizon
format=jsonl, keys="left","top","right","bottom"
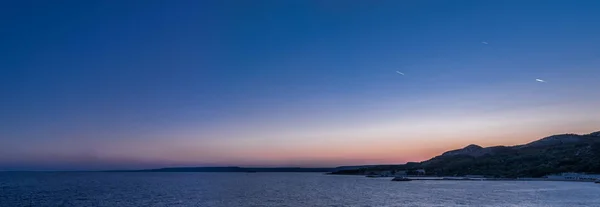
{"left": 5, "top": 84, "right": 599, "bottom": 168}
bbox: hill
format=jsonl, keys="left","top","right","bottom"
{"left": 331, "top": 131, "right": 600, "bottom": 178}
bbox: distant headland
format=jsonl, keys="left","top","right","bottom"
{"left": 105, "top": 167, "right": 336, "bottom": 173}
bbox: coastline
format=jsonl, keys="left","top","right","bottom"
{"left": 331, "top": 174, "right": 600, "bottom": 183}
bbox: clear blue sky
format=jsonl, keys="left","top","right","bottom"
{"left": 1, "top": 0, "right": 600, "bottom": 170}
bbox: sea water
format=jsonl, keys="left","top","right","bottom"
{"left": 1, "top": 172, "right": 599, "bottom": 207}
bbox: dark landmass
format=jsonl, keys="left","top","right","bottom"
{"left": 331, "top": 131, "right": 600, "bottom": 178}
{"left": 108, "top": 166, "right": 335, "bottom": 173}
{"left": 332, "top": 165, "right": 395, "bottom": 171}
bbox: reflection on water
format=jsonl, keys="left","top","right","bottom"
{"left": 1, "top": 172, "right": 599, "bottom": 207}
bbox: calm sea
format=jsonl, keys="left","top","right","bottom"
{"left": 1, "top": 172, "right": 599, "bottom": 207}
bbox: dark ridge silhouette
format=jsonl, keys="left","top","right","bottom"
{"left": 331, "top": 130, "right": 600, "bottom": 178}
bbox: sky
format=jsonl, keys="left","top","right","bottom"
{"left": 1, "top": 0, "right": 600, "bottom": 170}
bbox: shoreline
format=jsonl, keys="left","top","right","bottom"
{"left": 407, "top": 177, "right": 597, "bottom": 182}
{"left": 334, "top": 174, "right": 600, "bottom": 183}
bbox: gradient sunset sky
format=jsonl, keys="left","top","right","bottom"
{"left": 1, "top": 1, "right": 600, "bottom": 170}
